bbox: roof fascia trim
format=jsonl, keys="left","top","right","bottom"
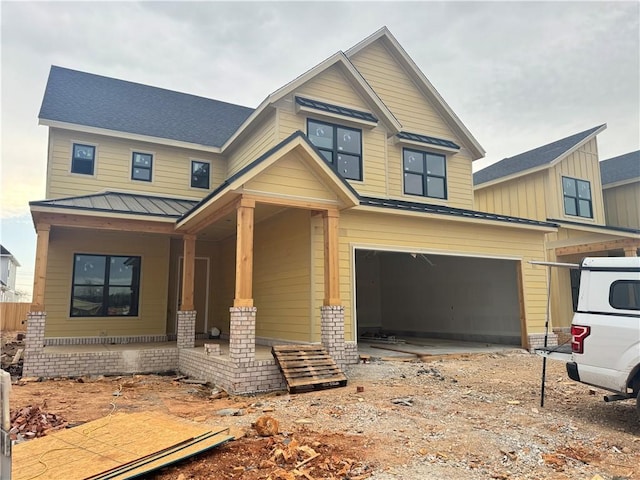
{"left": 548, "top": 218, "right": 640, "bottom": 237}
{"left": 602, "top": 177, "right": 639, "bottom": 189}
{"left": 547, "top": 124, "right": 607, "bottom": 169}
{"left": 473, "top": 164, "right": 551, "bottom": 190}
{"left": 30, "top": 205, "right": 178, "bottom": 223}
{"left": 39, "top": 119, "right": 223, "bottom": 153}
{"left": 221, "top": 52, "right": 402, "bottom": 152}
{"left": 346, "top": 28, "right": 485, "bottom": 159}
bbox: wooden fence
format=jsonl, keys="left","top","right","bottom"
{"left": 0, "top": 303, "right": 30, "bottom": 331}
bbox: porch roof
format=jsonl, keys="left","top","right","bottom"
{"left": 29, "top": 191, "right": 199, "bottom": 218}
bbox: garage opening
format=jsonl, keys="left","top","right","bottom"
{"left": 355, "top": 250, "right": 523, "bottom": 346}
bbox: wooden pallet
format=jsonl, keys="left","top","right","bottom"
{"left": 272, "top": 344, "right": 347, "bottom": 393}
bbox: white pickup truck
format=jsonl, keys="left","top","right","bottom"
{"left": 545, "top": 257, "right": 640, "bottom": 417}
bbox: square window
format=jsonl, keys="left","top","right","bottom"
{"left": 132, "top": 152, "right": 153, "bottom": 182}
{"left": 191, "top": 161, "right": 210, "bottom": 189}
{"left": 71, "top": 254, "right": 140, "bottom": 317}
{"left": 402, "top": 149, "right": 447, "bottom": 199}
{"left": 71, "top": 143, "right": 95, "bottom": 175}
{"left": 307, "top": 119, "right": 362, "bottom": 181}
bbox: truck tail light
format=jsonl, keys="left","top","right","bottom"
{"left": 571, "top": 325, "right": 590, "bottom": 354}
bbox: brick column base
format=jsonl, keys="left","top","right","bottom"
{"left": 177, "top": 310, "right": 196, "bottom": 349}
{"left": 527, "top": 332, "right": 558, "bottom": 352}
{"left": 321, "top": 305, "right": 345, "bottom": 366}
{"left": 23, "top": 311, "right": 46, "bottom": 376}
{"left": 229, "top": 306, "right": 256, "bottom": 365}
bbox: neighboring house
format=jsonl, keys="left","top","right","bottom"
{"left": 474, "top": 128, "right": 640, "bottom": 337}
{"left": 25, "top": 27, "right": 558, "bottom": 392}
{"left": 600, "top": 151, "right": 640, "bottom": 230}
{"left": 0, "top": 245, "right": 21, "bottom": 302}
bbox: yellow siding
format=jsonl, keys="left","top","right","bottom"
{"left": 46, "top": 129, "right": 225, "bottom": 200}
{"left": 547, "top": 138, "right": 605, "bottom": 223}
{"left": 387, "top": 142, "right": 475, "bottom": 209}
{"left": 603, "top": 182, "right": 640, "bottom": 228}
{"left": 350, "top": 41, "right": 457, "bottom": 142}
{"left": 474, "top": 170, "right": 548, "bottom": 221}
{"left": 244, "top": 151, "right": 339, "bottom": 202}
{"left": 253, "top": 209, "right": 311, "bottom": 341}
{"left": 310, "top": 209, "right": 549, "bottom": 342}
{"left": 296, "top": 64, "right": 369, "bottom": 110}
{"left": 226, "top": 112, "right": 276, "bottom": 177}
{"left": 44, "top": 227, "right": 170, "bottom": 337}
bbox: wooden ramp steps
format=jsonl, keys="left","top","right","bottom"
{"left": 272, "top": 344, "right": 347, "bottom": 394}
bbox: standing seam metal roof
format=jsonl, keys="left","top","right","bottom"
{"left": 38, "top": 66, "right": 254, "bottom": 148}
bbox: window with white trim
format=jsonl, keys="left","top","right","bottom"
{"left": 191, "top": 160, "right": 210, "bottom": 189}
{"left": 71, "top": 143, "right": 95, "bottom": 175}
{"left": 132, "top": 152, "right": 153, "bottom": 182}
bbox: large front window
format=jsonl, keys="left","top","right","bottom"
{"left": 403, "top": 149, "right": 447, "bottom": 199}
{"left": 71, "top": 254, "right": 140, "bottom": 317}
{"left": 562, "top": 176, "right": 592, "bottom": 218}
{"left": 307, "top": 119, "right": 362, "bottom": 181}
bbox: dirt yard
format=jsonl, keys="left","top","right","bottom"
{"left": 6, "top": 346, "right": 640, "bottom": 480}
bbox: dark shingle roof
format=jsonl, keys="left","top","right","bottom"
{"left": 600, "top": 151, "right": 640, "bottom": 185}
{"left": 397, "top": 131, "right": 460, "bottom": 150}
{"left": 30, "top": 192, "right": 198, "bottom": 218}
{"left": 295, "top": 96, "right": 378, "bottom": 123}
{"left": 39, "top": 66, "right": 254, "bottom": 148}
{"left": 474, "top": 125, "right": 605, "bottom": 186}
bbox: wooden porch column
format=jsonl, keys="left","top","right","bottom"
{"left": 234, "top": 198, "right": 255, "bottom": 307}
{"left": 623, "top": 246, "right": 638, "bottom": 257}
{"left": 31, "top": 223, "right": 51, "bottom": 311}
{"left": 181, "top": 234, "right": 196, "bottom": 311}
{"left": 323, "top": 209, "right": 341, "bottom": 306}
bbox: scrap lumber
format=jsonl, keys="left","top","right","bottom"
{"left": 13, "top": 411, "right": 233, "bottom": 480}
{"left": 272, "top": 345, "right": 347, "bottom": 393}
{"left": 11, "top": 348, "right": 23, "bottom": 365}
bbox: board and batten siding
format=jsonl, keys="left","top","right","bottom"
{"left": 474, "top": 170, "right": 548, "bottom": 221}
{"left": 43, "top": 227, "right": 170, "bottom": 338}
{"left": 546, "top": 139, "right": 606, "bottom": 224}
{"left": 603, "top": 182, "right": 640, "bottom": 229}
{"left": 310, "top": 209, "right": 549, "bottom": 342}
{"left": 46, "top": 128, "right": 225, "bottom": 201}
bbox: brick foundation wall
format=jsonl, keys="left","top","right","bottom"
{"left": 44, "top": 334, "right": 172, "bottom": 346}
{"left": 321, "top": 305, "right": 345, "bottom": 366}
{"left": 344, "top": 341, "right": 359, "bottom": 365}
{"left": 23, "top": 311, "right": 46, "bottom": 376}
{"left": 178, "top": 349, "right": 285, "bottom": 394}
{"left": 229, "top": 307, "right": 256, "bottom": 365}
{"left": 527, "top": 333, "right": 558, "bottom": 352}
{"left": 553, "top": 327, "right": 572, "bottom": 346}
{"left": 23, "top": 348, "right": 178, "bottom": 378}
{"left": 177, "top": 310, "right": 196, "bottom": 349}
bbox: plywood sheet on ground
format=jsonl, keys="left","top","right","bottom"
{"left": 13, "top": 411, "right": 229, "bottom": 480}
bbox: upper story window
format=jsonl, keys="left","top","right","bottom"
{"left": 132, "top": 152, "right": 153, "bottom": 182}
{"left": 307, "top": 119, "right": 362, "bottom": 181}
{"left": 191, "top": 160, "right": 210, "bottom": 189}
{"left": 71, "top": 254, "right": 141, "bottom": 317}
{"left": 403, "top": 149, "right": 447, "bottom": 199}
{"left": 562, "top": 176, "right": 592, "bottom": 218}
{"left": 71, "top": 143, "right": 96, "bottom": 175}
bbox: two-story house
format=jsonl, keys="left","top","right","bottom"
{"left": 474, "top": 128, "right": 640, "bottom": 339}
{"left": 601, "top": 151, "right": 640, "bottom": 230}
{"left": 24, "top": 27, "right": 557, "bottom": 393}
{"left": 0, "top": 245, "right": 21, "bottom": 302}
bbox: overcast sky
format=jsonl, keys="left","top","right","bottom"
{"left": 1, "top": 1, "right": 639, "bottom": 297}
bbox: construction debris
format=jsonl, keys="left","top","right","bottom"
{"left": 9, "top": 405, "right": 67, "bottom": 442}
{"left": 254, "top": 415, "right": 279, "bottom": 436}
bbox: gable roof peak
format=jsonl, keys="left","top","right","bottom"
{"left": 474, "top": 124, "right": 607, "bottom": 187}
